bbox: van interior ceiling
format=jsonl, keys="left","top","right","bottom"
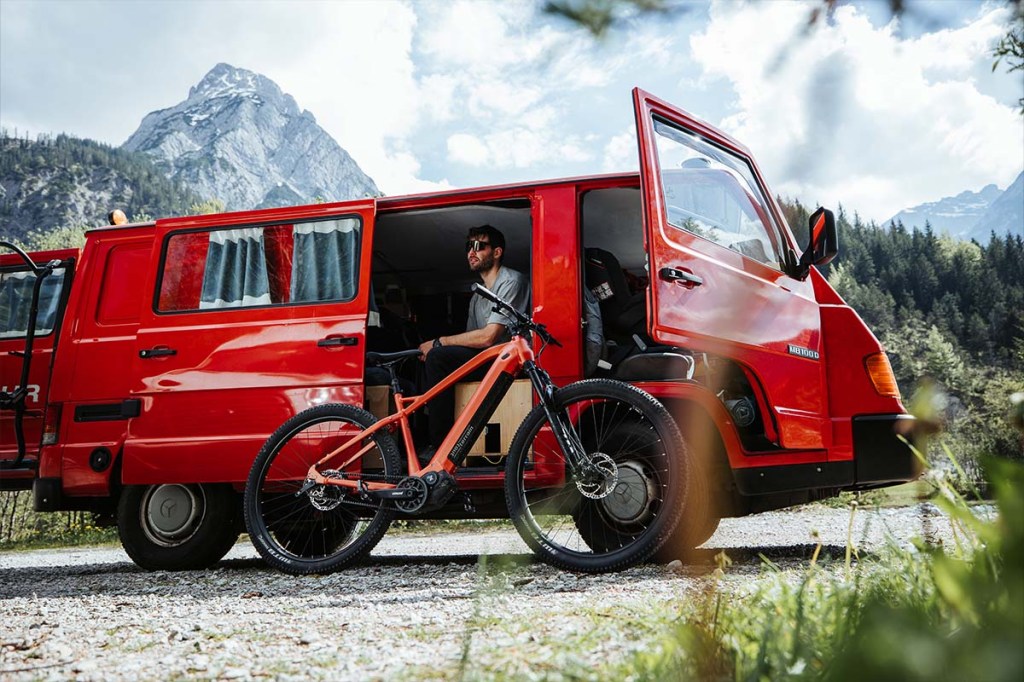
{"left": 370, "top": 201, "right": 532, "bottom": 353}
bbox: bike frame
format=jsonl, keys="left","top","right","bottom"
{"left": 303, "top": 334, "right": 538, "bottom": 493}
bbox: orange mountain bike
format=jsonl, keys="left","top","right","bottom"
{"left": 243, "top": 284, "right": 688, "bottom": 574}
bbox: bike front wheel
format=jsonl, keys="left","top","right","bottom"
{"left": 504, "top": 379, "right": 688, "bottom": 573}
{"left": 244, "top": 404, "right": 401, "bottom": 574}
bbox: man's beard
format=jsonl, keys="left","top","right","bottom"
{"left": 470, "top": 251, "right": 495, "bottom": 272}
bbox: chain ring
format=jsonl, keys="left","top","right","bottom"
{"left": 394, "top": 476, "right": 429, "bottom": 513}
{"left": 576, "top": 452, "right": 618, "bottom": 500}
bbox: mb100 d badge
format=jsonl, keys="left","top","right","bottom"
{"left": 788, "top": 344, "right": 820, "bottom": 360}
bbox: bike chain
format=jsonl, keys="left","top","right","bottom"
{"left": 307, "top": 471, "right": 414, "bottom": 512}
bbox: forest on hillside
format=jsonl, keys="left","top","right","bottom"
{"left": 781, "top": 199, "right": 1024, "bottom": 472}
{"left": 0, "top": 130, "right": 197, "bottom": 237}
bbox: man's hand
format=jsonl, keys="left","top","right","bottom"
{"left": 418, "top": 338, "right": 438, "bottom": 360}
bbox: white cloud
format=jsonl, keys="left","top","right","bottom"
{"left": 381, "top": 149, "right": 454, "bottom": 194}
{"left": 601, "top": 128, "right": 638, "bottom": 173}
{"left": 419, "top": 74, "right": 459, "bottom": 123}
{"left": 447, "top": 133, "right": 491, "bottom": 166}
{"left": 689, "top": 1, "right": 1023, "bottom": 222}
{"left": 415, "top": 1, "right": 626, "bottom": 174}
{"left": 418, "top": 0, "right": 559, "bottom": 72}
{"left": 448, "top": 128, "right": 592, "bottom": 169}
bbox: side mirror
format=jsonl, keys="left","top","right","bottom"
{"left": 794, "top": 207, "right": 838, "bottom": 278}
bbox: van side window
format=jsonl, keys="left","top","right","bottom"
{"left": 652, "top": 117, "right": 783, "bottom": 268}
{"left": 0, "top": 268, "right": 66, "bottom": 338}
{"left": 157, "top": 217, "right": 361, "bottom": 312}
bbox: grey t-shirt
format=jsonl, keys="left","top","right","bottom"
{"left": 467, "top": 266, "right": 530, "bottom": 343}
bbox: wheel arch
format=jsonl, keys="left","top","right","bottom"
{"left": 654, "top": 392, "right": 745, "bottom": 519}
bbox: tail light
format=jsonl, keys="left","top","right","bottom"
{"left": 41, "top": 403, "right": 62, "bottom": 445}
{"left": 865, "top": 353, "right": 900, "bottom": 398}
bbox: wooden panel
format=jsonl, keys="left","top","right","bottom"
{"left": 365, "top": 385, "right": 392, "bottom": 420}
{"left": 453, "top": 379, "right": 532, "bottom": 458}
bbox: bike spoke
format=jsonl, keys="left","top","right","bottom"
{"left": 505, "top": 380, "right": 686, "bottom": 572}
{"left": 245, "top": 405, "right": 401, "bottom": 574}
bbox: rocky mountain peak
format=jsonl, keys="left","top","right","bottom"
{"left": 186, "top": 63, "right": 302, "bottom": 119}
{"left": 887, "top": 175, "right": 1022, "bottom": 242}
{"left": 122, "top": 64, "right": 376, "bottom": 210}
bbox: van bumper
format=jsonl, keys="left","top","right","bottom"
{"left": 852, "top": 414, "right": 921, "bottom": 486}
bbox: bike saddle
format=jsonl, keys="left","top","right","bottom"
{"left": 365, "top": 349, "right": 423, "bottom": 367}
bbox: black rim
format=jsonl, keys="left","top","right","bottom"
{"left": 252, "top": 415, "right": 389, "bottom": 564}
{"left": 515, "top": 396, "right": 672, "bottom": 559}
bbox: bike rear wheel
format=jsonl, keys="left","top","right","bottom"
{"left": 504, "top": 379, "right": 687, "bottom": 573}
{"left": 244, "top": 404, "right": 401, "bottom": 574}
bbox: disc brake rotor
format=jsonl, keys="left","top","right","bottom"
{"left": 576, "top": 452, "right": 618, "bottom": 500}
{"left": 308, "top": 469, "right": 346, "bottom": 511}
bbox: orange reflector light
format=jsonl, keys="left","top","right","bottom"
{"left": 865, "top": 353, "right": 900, "bottom": 398}
{"left": 108, "top": 209, "right": 128, "bottom": 226}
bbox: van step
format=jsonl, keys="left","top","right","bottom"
{"left": 0, "top": 463, "right": 37, "bottom": 491}
{"left": 0, "top": 456, "right": 37, "bottom": 466}
{"left": 0, "top": 460, "right": 38, "bottom": 470}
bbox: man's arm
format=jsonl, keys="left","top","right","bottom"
{"left": 418, "top": 323, "right": 505, "bottom": 357}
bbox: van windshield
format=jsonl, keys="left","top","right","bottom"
{"left": 0, "top": 268, "right": 66, "bottom": 338}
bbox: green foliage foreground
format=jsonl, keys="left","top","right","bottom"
{"left": 619, "top": 456, "right": 1023, "bottom": 682}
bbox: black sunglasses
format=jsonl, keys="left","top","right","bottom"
{"left": 466, "top": 240, "right": 492, "bottom": 252}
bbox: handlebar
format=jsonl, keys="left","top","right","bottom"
{"left": 471, "top": 283, "right": 562, "bottom": 348}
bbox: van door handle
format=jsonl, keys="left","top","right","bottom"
{"left": 139, "top": 346, "right": 177, "bottom": 359}
{"left": 317, "top": 335, "right": 358, "bottom": 347}
{"left": 659, "top": 267, "right": 703, "bottom": 288}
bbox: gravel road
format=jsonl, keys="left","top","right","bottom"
{"left": 0, "top": 503, "right": 969, "bottom": 680}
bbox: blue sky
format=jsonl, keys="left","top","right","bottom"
{"left": 1, "top": 0, "right": 1021, "bottom": 222}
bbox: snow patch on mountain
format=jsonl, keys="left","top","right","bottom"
{"left": 887, "top": 176, "right": 1021, "bottom": 242}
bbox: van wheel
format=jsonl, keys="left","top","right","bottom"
{"left": 653, "top": 460, "right": 719, "bottom": 562}
{"left": 117, "top": 483, "right": 239, "bottom": 571}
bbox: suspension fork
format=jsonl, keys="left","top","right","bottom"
{"left": 522, "top": 361, "right": 592, "bottom": 475}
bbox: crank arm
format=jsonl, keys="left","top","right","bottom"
{"left": 366, "top": 488, "right": 418, "bottom": 501}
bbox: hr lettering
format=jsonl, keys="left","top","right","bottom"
{"left": 1, "top": 384, "right": 40, "bottom": 403}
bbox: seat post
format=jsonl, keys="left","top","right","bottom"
{"left": 388, "top": 364, "right": 404, "bottom": 396}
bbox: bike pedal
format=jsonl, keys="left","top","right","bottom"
{"left": 462, "top": 494, "right": 476, "bottom": 513}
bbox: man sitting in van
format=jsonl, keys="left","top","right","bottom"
{"left": 417, "top": 225, "right": 529, "bottom": 462}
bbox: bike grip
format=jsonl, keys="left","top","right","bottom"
{"left": 471, "top": 282, "right": 495, "bottom": 300}
{"left": 472, "top": 282, "right": 531, "bottom": 325}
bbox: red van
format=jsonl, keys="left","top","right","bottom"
{"left": 1, "top": 89, "right": 917, "bottom": 569}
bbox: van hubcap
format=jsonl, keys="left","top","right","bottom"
{"left": 141, "top": 484, "right": 204, "bottom": 547}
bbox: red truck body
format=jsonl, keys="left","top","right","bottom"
{"left": 1, "top": 90, "right": 917, "bottom": 568}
